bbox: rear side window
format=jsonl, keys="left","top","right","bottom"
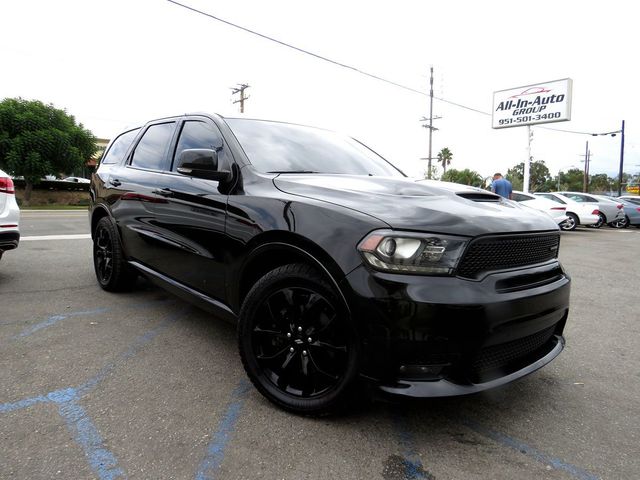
{"left": 131, "top": 122, "right": 175, "bottom": 171}
{"left": 101, "top": 128, "right": 140, "bottom": 165}
{"left": 537, "top": 194, "right": 565, "bottom": 204}
{"left": 512, "top": 193, "right": 533, "bottom": 202}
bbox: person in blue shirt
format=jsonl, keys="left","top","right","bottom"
{"left": 491, "top": 172, "right": 512, "bottom": 199}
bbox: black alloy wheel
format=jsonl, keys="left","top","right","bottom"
{"left": 238, "top": 264, "right": 358, "bottom": 415}
{"left": 92, "top": 216, "right": 137, "bottom": 291}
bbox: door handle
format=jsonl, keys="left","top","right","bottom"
{"left": 152, "top": 188, "right": 174, "bottom": 197}
{"left": 109, "top": 178, "right": 121, "bottom": 187}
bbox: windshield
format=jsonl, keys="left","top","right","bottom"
{"left": 225, "top": 118, "right": 404, "bottom": 177}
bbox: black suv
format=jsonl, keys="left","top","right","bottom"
{"left": 90, "top": 113, "right": 570, "bottom": 414}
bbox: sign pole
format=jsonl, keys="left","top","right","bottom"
{"left": 524, "top": 125, "right": 531, "bottom": 193}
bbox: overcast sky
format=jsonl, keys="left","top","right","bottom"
{"left": 2, "top": 0, "right": 639, "bottom": 181}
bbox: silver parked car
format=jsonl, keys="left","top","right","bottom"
{"left": 558, "top": 191, "right": 624, "bottom": 228}
{"left": 598, "top": 196, "right": 640, "bottom": 228}
{"left": 618, "top": 195, "right": 640, "bottom": 206}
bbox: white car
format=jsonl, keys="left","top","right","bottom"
{"left": 61, "top": 176, "right": 90, "bottom": 183}
{"left": 511, "top": 191, "right": 569, "bottom": 226}
{"left": 534, "top": 192, "right": 599, "bottom": 231}
{"left": 0, "top": 169, "right": 20, "bottom": 261}
{"left": 558, "top": 191, "right": 624, "bottom": 228}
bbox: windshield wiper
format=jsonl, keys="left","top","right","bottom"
{"left": 267, "top": 170, "right": 320, "bottom": 174}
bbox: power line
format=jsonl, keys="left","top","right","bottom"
{"left": 165, "top": 0, "right": 631, "bottom": 140}
{"left": 535, "top": 125, "right": 622, "bottom": 136}
{"left": 165, "top": 0, "right": 489, "bottom": 116}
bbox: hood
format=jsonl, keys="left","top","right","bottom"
{"left": 273, "top": 174, "right": 558, "bottom": 236}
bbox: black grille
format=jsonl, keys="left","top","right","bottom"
{"left": 471, "top": 325, "right": 556, "bottom": 381}
{"left": 457, "top": 233, "right": 560, "bottom": 278}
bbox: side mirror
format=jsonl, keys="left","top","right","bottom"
{"left": 176, "top": 149, "right": 232, "bottom": 182}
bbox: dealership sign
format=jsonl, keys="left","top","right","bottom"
{"left": 492, "top": 78, "right": 573, "bottom": 129}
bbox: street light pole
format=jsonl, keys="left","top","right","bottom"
{"left": 617, "top": 120, "right": 625, "bottom": 196}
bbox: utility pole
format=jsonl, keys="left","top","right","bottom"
{"left": 421, "top": 66, "right": 441, "bottom": 179}
{"left": 587, "top": 149, "right": 591, "bottom": 192}
{"left": 231, "top": 84, "right": 250, "bottom": 113}
{"left": 617, "top": 120, "right": 625, "bottom": 196}
{"left": 582, "top": 140, "right": 590, "bottom": 193}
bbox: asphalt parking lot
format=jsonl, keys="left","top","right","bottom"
{"left": 1, "top": 211, "right": 638, "bottom": 480}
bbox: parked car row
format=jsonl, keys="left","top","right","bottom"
{"left": 11, "top": 175, "right": 90, "bottom": 183}
{"left": 511, "top": 191, "right": 639, "bottom": 231}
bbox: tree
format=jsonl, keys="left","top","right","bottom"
{"left": 556, "top": 168, "right": 584, "bottom": 192}
{"left": 441, "top": 168, "right": 483, "bottom": 187}
{"left": 0, "top": 98, "right": 97, "bottom": 204}
{"left": 437, "top": 147, "right": 453, "bottom": 174}
{"left": 505, "top": 160, "right": 551, "bottom": 192}
{"left": 423, "top": 164, "right": 440, "bottom": 180}
{"left": 611, "top": 172, "right": 634, "bottom": 194}
{"left": 589, "top": 173, "right": 612, "bottom": 194}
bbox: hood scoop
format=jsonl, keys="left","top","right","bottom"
{"left": 456, "top": 192, "right": 501, "bottom": 202}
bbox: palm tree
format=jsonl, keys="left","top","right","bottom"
{"left": 437, "top": 147, "right": 453, "bottom": 174}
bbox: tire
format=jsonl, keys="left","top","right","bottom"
{"left": 560, "top": 213, "right": 578, "bottom": 231}
{"left": 590, "top": 212, "right": 606, "bottom": 229}
{"left": 608, "top": 216, "right": 629, "bottom": 229}
{"left": 238, "top": 263, "right": 359, "bottom": 415}
{"left": 92, "top": 216, "right": 137, "bottom": 291}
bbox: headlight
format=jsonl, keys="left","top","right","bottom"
{"left": 357, "top": 230, "right": 468, "bottom": 275}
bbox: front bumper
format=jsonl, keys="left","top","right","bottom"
{"left": 342, "top": 260, "right": 570, "bottom": 397}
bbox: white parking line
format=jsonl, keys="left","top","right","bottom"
{"left": 21, "top": 234, "right": 91, "bottom": 241}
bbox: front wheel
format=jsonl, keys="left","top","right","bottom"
{"left": 238, "top": 264, "right": 359, "bottom": 415}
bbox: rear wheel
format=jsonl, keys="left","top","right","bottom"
{"left": 560, "top": 213, "right": 578, "bottom": 231}
{"left": 590, "top": 212, "right": 606, "bottom": 229}
{"left": 93, "top": 216, "right": 137, "bottom": 291}
{"left": 238, "top": 264, "right": 359, "bottom": 415}
{"left": 609, "top": 216, "right": 629, "bottom": 228}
